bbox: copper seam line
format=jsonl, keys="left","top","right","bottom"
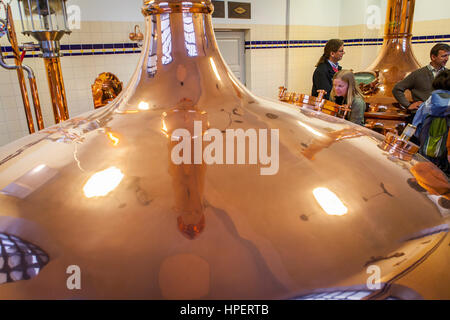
{"left": 6, "top": 4, "right": 35, "bottom": 133}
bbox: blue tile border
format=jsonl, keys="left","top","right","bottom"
{"left": 245, "top": 34, "right": 450, "bottom": 50}
{"left": 1, "top": 34, "right": 448, "bottom": 59}
{"left": 1, "top": 42, "right": 142, "bottom": 59}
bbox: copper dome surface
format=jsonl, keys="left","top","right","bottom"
{"left": 0, "top": 0, "right": 449, "bottom": 299}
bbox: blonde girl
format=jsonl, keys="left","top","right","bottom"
{"left": 330, "top": 70, "right": 366, "bottom": 125}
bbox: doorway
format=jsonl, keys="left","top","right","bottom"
{"left": 214, "top": 30, "right": 246, "bottom": 85}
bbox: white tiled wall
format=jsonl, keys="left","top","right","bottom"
{"left": 0, "top": 20, "right": 143, "bottom": 147}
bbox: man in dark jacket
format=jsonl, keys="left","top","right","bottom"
{"left": 393, "top": 43, "right": 450, "bottom": 112}
{"left": 311, "top": 39, "right": 345, "bottom": 100}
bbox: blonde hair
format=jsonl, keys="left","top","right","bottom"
{"left": 330, "top": 70, "right": 364, "bottom": 106}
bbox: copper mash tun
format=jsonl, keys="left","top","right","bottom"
{"left": 0, "top": 0, "right": 450, "bottom": 300}
{"left": 355, "top": 0, "right": 421, "bottom": 135}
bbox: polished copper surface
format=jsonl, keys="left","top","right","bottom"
{"left": 0, "top": 0, "right": 449, "bottom": 300}
{"left": 358, "top": 0, "right": 421, "bottom": 135}
{"left": 91, "top": 72, "right": 123, "bottom": 109}
{"left": 379, "top": 132, "right": 419, "bottom": 161}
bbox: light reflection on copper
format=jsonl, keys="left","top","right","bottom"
{"left": 107, "top": 132, "right": 120, "bottom": 147}
{"left": 83, "top": 167, "right": 125, "bottom": 198}
{"left": 313, "top": 188, "right": 348, "bottom": 216}
{"left": 297, "top": 121, "right": 325, "bottom": 138}
{"left": 161, "top": 118, "right": 169, "bottom": 137}
{"left": 32, "top": 164, "right": 46, "bottom": 173}
{"left": 138, "top": 101, "right": 150, "bottom": 110}
{"left": 209, "top": 57, "right": 221, "bottom": 81}
{"left": 302, "top": 128, "right": 364, "bottom": 160}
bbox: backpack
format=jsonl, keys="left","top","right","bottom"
{"left": 419, "top": 116, "right": 450, "bottom": 158}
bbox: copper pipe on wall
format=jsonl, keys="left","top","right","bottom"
{"left": 16, "top": 0, "right": 72, "bottom": 125}
{"left": 44, "top": 57, "right": 69, "bottom": 122}
{"left": 1, "top": 2, "right": 44, "bottom": 133}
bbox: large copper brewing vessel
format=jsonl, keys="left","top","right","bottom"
{"left": 358, "top": 0, "right": 421, "bottom": 134}
{"left": 0, "top": 0, "right": 449, "bottom": 300}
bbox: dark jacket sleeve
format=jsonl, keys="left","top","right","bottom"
{"left": 312, "top": 64, "right": 332, "bottom": 99}
{"left": 392, "top": 71, "right": 417, "bottom": 108}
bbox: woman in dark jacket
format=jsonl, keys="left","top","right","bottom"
{"left": 311, "top": 39, "right": 345, "bottom": 100}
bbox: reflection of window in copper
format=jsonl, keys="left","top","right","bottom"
{"left": 313, "top": 187, "right": 348, "bottom": 216}
{"left": 83, "top": 166, "right": 125, "bottom": 198}
{"left": 183, "top": 13, "right": 198, "bottom": 57}
{"left": 410, "top": 162, "right": 450, "bottom": 199}
{"left": 91, "top": 72, "right": 123, "bottom": 109}
{"left": 147, "top": 16, "right": 158, "bottom": 76}
{"left": 161, "top": 13, "right": 173, "bottom": 65}
{"left": 0, "top": 233, "right": 49, "bottom": 284}
{"left": 162, "top": 100, "right": 209, "bottom": 239}
{"left": 302, "top": 128, "right": 364, "bottom": 160}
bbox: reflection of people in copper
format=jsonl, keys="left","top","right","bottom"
{"left": 393, "top": 43, "right": 450, "bottom": 112}
{"left": 312, "top": 39, "right": 345, "bottom": 100}
{"left": 330, "top": 70, "right": 366, "bottom": 126}
{"left": 302, "top": 127, "right": 363, "bottom": 160}
{"left": 412, "top": 70, "right": 450, "bottom": 175}
{"left": 92, "top": 72, "right": 123, "bottom": 109}
{"left": 163, "top": 100, "right": 208, "bottom": 239}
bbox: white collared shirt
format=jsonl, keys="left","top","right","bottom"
{"left": 427, "top": 64, "right": 444, "bottom": 78}
{"left": 328, "top": 60, "right": 339, "bottom": 71}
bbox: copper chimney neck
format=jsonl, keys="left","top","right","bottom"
{"left": 384, "top": 0, "right": 415, "bottom": 38}
{"left": 118, "top": 0, "right": 249, "bottom": 111}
